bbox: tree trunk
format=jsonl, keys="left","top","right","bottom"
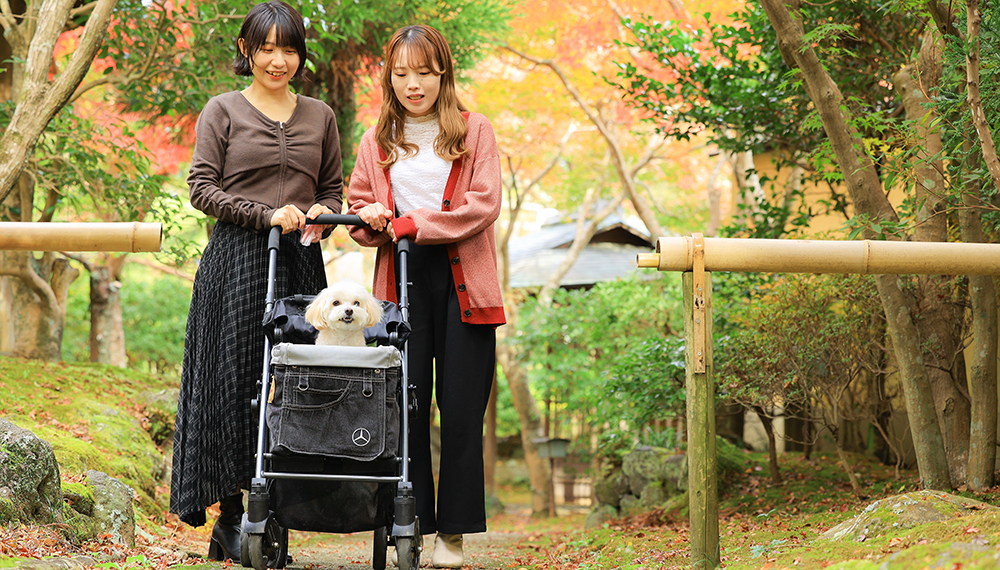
{"left": 914, "top": 280, "right": 970, "bottom": 484}
{"left": 88, "top": 255, "right": 127, "bottom": 367}
{"left": 496, "top": 227, "right": 551, "bottom": 515}
{"left": 496, "top": 320, "right": 551, "bottom": 516}
{"left": 752, "top": 406, "right": 782, "bottom": 484}
{"left": 897, "top": 23, "right": 973, "bottom": 487}
{"left": 705, "top": 154, "right": 727, "bottom": 236}
{"left": 958, "top": 149, "right": 998, "bottom": 490}
{"left": 1, "top": 250, "right": 78, "bottom": 361}
{"left": 833, "top": 429, "right": 863, "bottom": 496}
{"left": 758, "top": 0, "right": 952, "bottom": 489}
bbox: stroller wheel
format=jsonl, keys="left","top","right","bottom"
{"left": 394, "top": 536, "right": 415, "bottom": 570}
{"left": 372, "top": 526, "right": 388, "bottom": 570}
{"left": 247, "top": 517, "right": 288, "bottom": 570}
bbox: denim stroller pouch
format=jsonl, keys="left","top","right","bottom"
{"left": 267, "top": 344, "right": 401, "bottom": 461}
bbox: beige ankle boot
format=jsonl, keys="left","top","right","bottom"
{"left": 431, "top": 533, "right": 463, "bottom": 568}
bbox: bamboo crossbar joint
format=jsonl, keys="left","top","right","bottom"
{"left": 637, "top": 236, "right": 1000, "bottom": 276}
{"left": 0, "top": 222, "right": 162, "bottom": 253}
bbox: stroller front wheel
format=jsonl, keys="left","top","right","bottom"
{"left": 394, "top": 536, "right": 417, "bottom": 570}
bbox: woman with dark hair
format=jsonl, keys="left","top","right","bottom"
{"left": 347, "top": 24, "right": 504, "bottom": 569}
{"left": 170, "top": 1, "right": 344, "bottom": 562}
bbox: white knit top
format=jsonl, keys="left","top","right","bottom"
{"left": 390, "top": 113, "right": 453, "bottom": 215}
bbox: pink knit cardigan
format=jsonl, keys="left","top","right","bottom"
{"left": 347, "top": 112, "right": 506, "bottom": 326}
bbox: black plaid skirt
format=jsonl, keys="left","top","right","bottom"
{"left": 170, "top": 222, "right": 328, "bottom": 527}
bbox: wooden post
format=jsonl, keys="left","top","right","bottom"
{"left": 684, "top": 234, "right": 719, "bottom": 568}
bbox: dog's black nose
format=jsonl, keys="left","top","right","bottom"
{"left": 345, "top": 308, "right": 353, "bottom": 316}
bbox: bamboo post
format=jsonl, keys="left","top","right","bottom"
{"left": 0, "top": 222, "right": 162, "bottom": 252}
{"left": 684, "top": 234, "right": 719, "bottom": 568}
{"left": 638, "top": 236, "right": 1000, "bottom": 275}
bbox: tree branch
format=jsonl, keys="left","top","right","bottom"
{"left": 0, "top": 0, "right": 118, "bottom": 206}
{"left": 499, "top": 122, "right": 577, "bottom": 253}
{"left": 965, "top": 0, "right": 1000, "bottom": 194}
{"left": 501, "top": 44, "right": 666, "bottom": 239}
{"left": 537, "top": 188, "right": 626, "bottom": 306}
{"left": 0, "top": 0, "right": 24, "bottom": 52}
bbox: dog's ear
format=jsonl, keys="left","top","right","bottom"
{"left": 304, "top": 291, "right": 328, "bottom": 330}
{"left": 363, "top": 294, "right": 384, "bottom": 328}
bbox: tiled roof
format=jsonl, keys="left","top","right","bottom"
{"left": 507, "top": 215, "right": 658, "bottom": 288}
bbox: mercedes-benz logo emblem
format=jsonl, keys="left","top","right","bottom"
{"left": 352, "top": 427, "right": 371, "bottom": 447}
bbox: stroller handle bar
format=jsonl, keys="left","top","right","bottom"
{"left": 267, "top": 214, "right": 364, "bottom": 251}
{"left": 267, "top": 214, "right": 411, "bottom": 252}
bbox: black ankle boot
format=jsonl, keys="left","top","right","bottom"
{"left": 207, "top": 493, "right": 243, "bottom": 563}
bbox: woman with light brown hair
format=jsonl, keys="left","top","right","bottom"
{"left": 347, "top": 24, "right": 504, "bottom": 569}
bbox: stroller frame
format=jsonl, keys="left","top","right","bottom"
{"left": 241, "top": 214, "right": 421, "bottom": 570}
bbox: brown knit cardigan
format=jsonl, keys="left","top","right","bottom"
{"left": 188, "top": 91, "right": 344, "bottom": 232}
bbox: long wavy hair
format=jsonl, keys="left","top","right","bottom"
{"left": 376, "top": 25, "right": 469, "bottom": 168}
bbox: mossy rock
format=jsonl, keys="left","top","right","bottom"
{"left": 61, "top": 501, "right": 98, "bottom": 545}
{"left": 0, "top": 419, "right": 63, "bottom": 525}
{"left": 622, "top": 446, "right": 673, "bottom": 496}
{"left": 594, "top": 467, "right": 629, "bottom": 508}
{"left": 639, "top": 480, "right": 666, "bottom": 509}
{"left": 0, "top": 357, "right": 177, "bottom": 520}
{"left": 585, "top": 504, "right": 619, "bottom": 529}
{"left": 660, "top": 453, "right": 687, "bottom": 494}
{"left": 619, "top": 494, "right": 644, "bottom": 517}
{"left": 715, "top": 435, "right": 749, "bottom": 490}
{"left": 62, "top": 481, "right": 95, "bottom": 516}
{"left": 818, "top": 490, "right": 999, "bottom": 542}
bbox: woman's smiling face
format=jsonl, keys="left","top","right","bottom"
{"left": 243, "top": 25, "right": 299, "bottom": 91}
{"left": 390, "top": 46, "right": 441, "bottom": 118}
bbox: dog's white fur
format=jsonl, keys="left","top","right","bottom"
{"left": 305, "top": 280, "right": 384, "bottom": 347}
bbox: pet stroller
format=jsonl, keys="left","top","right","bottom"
{"left": 240, "top": 214, "right": 422, "bottom": 570}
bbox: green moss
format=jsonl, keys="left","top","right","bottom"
{"left": 0, "top": 356, "right": 176, "bottom": 520}
{"left": 60, "top": 502, "right": 97, "bottom": 545}
{"left": 0, "top": 497, "right": 15, "bottom": 524}
{"left": 62, "top": 481, "right": 95, "bottom": 516}
{"left": 716, "top": 435, "right": 749, "bottom": 489}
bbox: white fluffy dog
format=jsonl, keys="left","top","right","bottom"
{"left": 304, "top": 280, "right": 384, "bottom": 347}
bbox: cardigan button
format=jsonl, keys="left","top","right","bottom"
{"left": 451, "top": 256, "right": 460, "bottom": 265}
{"left": 443, "top": 199, "right": 451, "bottom": 208}
{"left": 458, "top": 284, "right": 466, "bottom": 292}
{"left": 464, "top": 309, "right": 472, "bottom": 317}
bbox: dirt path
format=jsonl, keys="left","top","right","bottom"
{"left": 287, "top": 523, "right": 532, "bottom": 570}
{"left": 168, "top": 504, "right": 573, "bottom": 570}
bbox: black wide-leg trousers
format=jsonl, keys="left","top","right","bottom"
{"left": 402, "top": 242, "right": 496, "bottom": 536}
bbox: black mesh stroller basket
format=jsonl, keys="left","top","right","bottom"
{"left": 263, "top": 342, "right": 402, "bottom": 533}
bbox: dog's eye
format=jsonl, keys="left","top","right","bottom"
{"left": 332, "top": 300, "right": 341, "bottom": 306}
{"left": 353, "top": 301, "right": 361, "bottom": 306}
